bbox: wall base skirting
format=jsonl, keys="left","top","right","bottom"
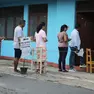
{"left": 0, "top": 56, "right": 86, "bottom": 72}
{"left": 0, "top": 56, "right": 58, "bottom": 67}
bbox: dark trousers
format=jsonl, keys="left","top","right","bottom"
{"left": 80, "top": 56, "right": 84, "bottom": 65}
{"left": 69, "top": 47, "right": 77, "bottom": 69}
{"left": 58, "top": 47, "right": 68, "bottom": 70}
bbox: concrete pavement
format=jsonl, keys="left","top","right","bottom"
{"left": 0, "top": 60, "right": 94, "bottom": 94}
{"left": 0, "top": 74, "right": 94, "bottom": 94}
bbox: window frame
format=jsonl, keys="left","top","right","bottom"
{"left": 28, "top": 4, "right": 48, "bottom": 37}
{"left": 0, "top": 6, "right": 24, "bottom": 40}
{"left": 28, "top": 13, "right": 48, "bottom": 36}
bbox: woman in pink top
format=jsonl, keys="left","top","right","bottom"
{"left": 34, "top": 22, "right": 47, "bottom": 73}
{"left": 57, "top": 24, "right": 69, "bottom": 72}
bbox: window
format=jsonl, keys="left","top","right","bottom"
{"left": 0, "top": 6, "right": 23, "bottom": 39}
{"left": 30, "top": 15, "right": 37, "bottom": 36}
{"left": 0, "top": 18, "right": 5, "bottom": 36}
{"left": 6, "top": 17, "right": 14, "bottom": 38}
{"left": 16, "top": 17, "right": 23, "bottom": 26}
{"left": 29, "top": 4, "right": 48, "bottom": 36}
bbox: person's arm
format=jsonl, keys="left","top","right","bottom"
{"left": 17, "top": 29, "right": 24, "bottom": 42}
{"left": 0, "top": 36, "right": 5, "bottom": 40}
{"left": 43, "top": 37, "right": 48, "bottom": 42}
{"left": 68, "top": 38, "right": 71, "bottom": 42}
{"left": 73, "top": 33, "right": 81, "bottom": 52}
{"left": 41, "top": 31, "right": 48, "bottom": 42}
{"left": 30, "top": 36, "right": 36, "bottom": 42}
{"left": 63, "top": 33, "right": 68, "bottom": 42}
{"left": 33, "top": 32, "right": 37, "bottom": 42}
{"left": 32, "top": 37, "right": 36, "bottom": 42}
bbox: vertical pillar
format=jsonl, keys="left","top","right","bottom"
{"left": 23, "top": 4, "right": 29, "bottom": 36}
{"left": 47, "top": 2, "right": 58, "bottom": 63}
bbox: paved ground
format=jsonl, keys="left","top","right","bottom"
{"left": 0, "top": 74, "right": 94, "bottom": 94}
{"left": 0, "top": 60, "right": 94, "bottom": 94}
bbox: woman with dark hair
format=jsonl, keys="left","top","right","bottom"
{"left": 34, "top": 22, "right": 47, "bottom": 73}
{"left": 35, "top": 22, "right": 47, "bottom": 47}
{"left": 57, "top": 24, "right": 69, "bottom": 72}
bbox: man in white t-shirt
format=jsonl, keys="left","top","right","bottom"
{"left": 13, "top": 20, "right": 25, "bottom": 72}
{"left": 69, "top": 24, "right": 81, "bottom": 72}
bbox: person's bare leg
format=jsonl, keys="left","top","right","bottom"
{"left": 14, "top": 58, "right": 20, "bottom": 72}
{"left": 42, "top": 62, "right": 44, "bottom": 73}
{"left": 36, "top": 62, "right": 39, "bottom": 73}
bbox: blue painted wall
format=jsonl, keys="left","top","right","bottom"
{"left": 57, "top": 0, "right": 76, "bottom": 64}
{"left": 1, "top": 40, "right": 14, "bottom": 57}
{"left": 47, "top": 1, "right": 58, "bottom": 63}
{"left": 1, "top": 4, "right": 29, "bottom": 57}
{"left": 47, "top": 0, "right": 76, "bottom": 64}
{"left": 1, "top": 0, "right": 76, "bottom": 65}
{"left": 24, "top": 4, "right": 29, "bottom": 36}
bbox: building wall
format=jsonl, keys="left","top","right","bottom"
{"left": 47, "top": 0, "right": 76, "bottom": 64}
{"left": 56, "top": 0, "right": 76, "bottom": 64}
{"left": 1, "top": 0, "right": 76, "bottom": 65}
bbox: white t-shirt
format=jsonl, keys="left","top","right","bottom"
{"left": 13, "top": 26, "right": 24, "bottom": 49}
{"left": 69, "top": 29, "right": 81, "bottom": 50}
{"left": 35, "top": 29, "right": 47, "bottom": 48}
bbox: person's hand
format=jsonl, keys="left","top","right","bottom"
{"left": 68, "top": 38, "right": 71, "bottom": 42}
{"left": 76, "top": 48, "right": 79, "bottom": 53}
{"left": 0, "top": 36, "right": 5, "bottom": 40}
{"left": 30, "top": 36, "right": 36, "bottom": 41}
{"left": 74, "top": 46, "right": 79, "bottom": 53}
{"left": 43, "top": 38, "right": 48, "bottom": 42}
{"left": 46, "top": 39, "right": 48, "bottom": 42}
{"left": 76, "top": 49, "right": 79, "bottom": 53}
{"left": 2, "top": 36, "right": 5, "bottom": 39}
{"left": 30, "top": 36, "right": 33, "bottom": 40}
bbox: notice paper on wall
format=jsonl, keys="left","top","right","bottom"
{"left": 20, "top": 37, "right": 31, "bottom": 57}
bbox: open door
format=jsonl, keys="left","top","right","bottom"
{"left": 76, "top": 12, "right": 94, "bottom": 65}
{"left": 76, "top": 0, "right": 94, "bottom": 65}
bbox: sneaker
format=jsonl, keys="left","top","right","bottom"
{"left": 69, "top": 69, "right": 76, "bottom": 72}
{"left": 62, "top": 70, "right": 68, "bottom": 72}
{"left": 73, "top": 68, "right": 77, "bottom": 72}
{"left": 58, "top": 69, "right": 62, "bottom": 72}
{"left": 80, "top": 64, "right": 86, "bottom": 68}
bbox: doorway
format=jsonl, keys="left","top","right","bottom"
{"left": 28, "top": 4, "right": 48, "bottom": 36}
{"left": 76, "top": 12, "right": 94, "bottom": 65}
{"left": 76, "top": 1, "right": 94, "bottom": 65}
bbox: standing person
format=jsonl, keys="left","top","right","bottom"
{"left": 34, "top": 22, "right": 47, "bottom": 72}
{"left": 13, "top": 20, "right": 25, "bottom": 72}
{"left": 57, "top": 24, "right": 69, "bottom": 72}
{"left": 69, "top": 24, "right": 81, "bottom": 72}
{"left": 35, "top": 22, "right": 47, "bottom": 48}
